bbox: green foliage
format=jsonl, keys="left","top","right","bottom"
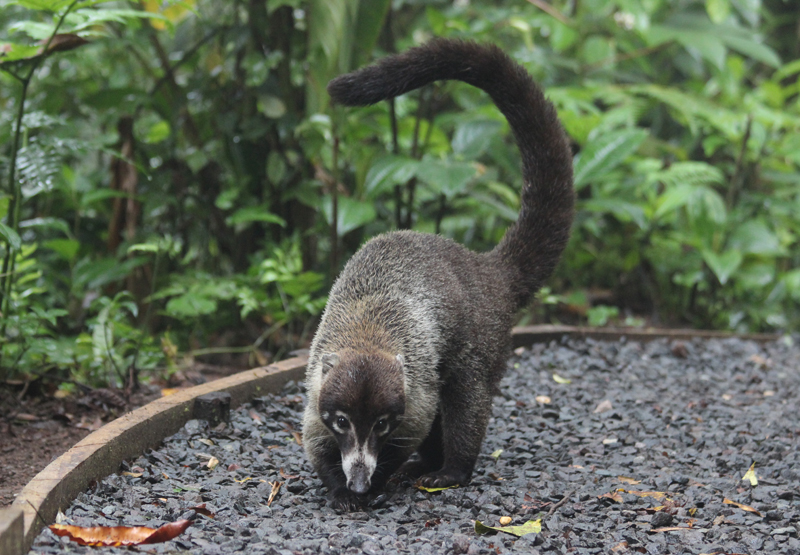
{"left": 1, "top": 0, "right": 799, "bottom": 385}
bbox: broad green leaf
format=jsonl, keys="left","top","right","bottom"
{"left": 702, "top": 249, "right": 742, "bottom": 285}
{"left": 322, "top": 196, "right": 377, "bottom": 236}
{"left": 351, "top": 0, "right": 390, "bottom": 67}
{"left": 143, "top": 120, "right": 170, "bottom": 144}
{"left": 43, "top": 238, "right": 80, "bottom": 261}
{"left": 706, "top": 0, "right": 730, "bottom": 23}
{"left": 72, "top": 256, "right": 148, "bottom": 289}
{"left": 573, "top": 129, "right": 647, "bottom": 188}
{"left": 0, "top": 196, "right": 9, "bottom": 219}
{"left": 19, "top": 217, "right": 73, "bottom": 237}
{"left": 416, "top": 159, "right": 477, "bottom": 199}
{"left": 8, "top": 0, "right": 74, "bottom": 10}
{"left": 475, "top": 519, "right": 541, "bottom": 537}
{"left": 582, "top": 199, "right": 647, "bottom": 229}
{"left": 654, "top": 183, "right": 693, "bottom": 220}
{"left": 0, "top": 222, "right": 22, "bottom": 250}
{"left": 226, "top": 206, "right": 286, "bottom": 228}
{"left": 80, "top": 189, "right": 140, "bottom": 207}
{"left": 0, "top": 41, "right": 41, "bottom": 63}
{"left": 364, "top": 155, "right": 419, "bottom": 198}
{"left": 729, "top": 220, "right": 784, "bottom": 256}
{"left": 166, "top": 294, "right": 217, "bottom": 318}
{"left": 452, "top": 120, "right": 503, "bottom": 159}
{"left": 722, "top": 35, "right": 781, "bottom": 68}
{"left": 258, "top": 95, "right": 287, "bottom": 119}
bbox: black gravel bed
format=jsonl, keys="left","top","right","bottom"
{"left": 29, "top": 335, "right": 800, "bottom": 555}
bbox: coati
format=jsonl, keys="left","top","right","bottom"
{"left": 302, "top": 38, "right": 574, "bottom": 511}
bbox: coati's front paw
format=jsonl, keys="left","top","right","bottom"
{"left": 418, "top": 469, "right": 468, "bottom": 489}
{"left": 330, "top": 487, "right": 364, "bottom": 512}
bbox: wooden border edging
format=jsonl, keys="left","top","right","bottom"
{"left": 0, "top": 325, "right": 781, "bottom": 555}
{"left": 512, "top": 324, "right": 778, "bottom": 348}
{"left": 0, "top": 355, "right": 308, "bottom": 555}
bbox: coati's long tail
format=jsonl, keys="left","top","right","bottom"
{"left": 328, "top": 39, "right": 574, "bottom": 309}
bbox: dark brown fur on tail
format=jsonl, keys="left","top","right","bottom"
{"left": 303, "top": 39, "right": 574, "bottom": 512}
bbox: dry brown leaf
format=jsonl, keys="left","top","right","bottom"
{"left": 535, "top": 395, "right": 551, "bottom": 404}
{"left": 50, "top": 520, "right": 190, "bottom": 546}
{"left": 723, "top": 498, "right": 762, "bottom": 517}
{"left": 267, "top": 481, "right": 282, "bottom": 506}
{"left": 187, "top": 504, "right": 215, "bottom": 519}
{"left": 598, "top": 492, "right": 623, "bottom": 503}
{"left": 292, "top": 431, "right": 303, "bottom": 445}
{"left": 207, "top": 457, "right": 219, "bottom": 470}
{"left": 594, "top": 399, "right": 613, "bottom": 414}
{"left": 742, "top": 462, "right": 758, "bottom": 486}
{"left": 121, "top": 472, "right": 142, "bottom": 478}
{"left": 617, "top": 476, "right": 641, "bottom": 485}
{"left": 248, "top": 410, "right": 262, "bottom": 423}
{"left": 620, "top": 489, "right": 668, "bottom": 500}
{"left": 650, "top": 526, "right": 696, "bottom": 533}
{"left": 611, "top": 541, "right": 628, "bottom": 552}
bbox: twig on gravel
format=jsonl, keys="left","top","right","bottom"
{"left": 547, "top": 489, "right": 576, "bottom": 516}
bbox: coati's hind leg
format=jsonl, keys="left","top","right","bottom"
{"left": 418, "top": 368, "right": 494, "bottom": 489}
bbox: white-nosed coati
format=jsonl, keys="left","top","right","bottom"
{"left": 301, "top": 39, "right": 574, "bottom": 511}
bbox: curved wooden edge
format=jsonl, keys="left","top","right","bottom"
{"left": 0, "top": 355, "right": 308, "bottom": 555}
{"left": 512, "top": 324, "right": 779, "bottom": 348}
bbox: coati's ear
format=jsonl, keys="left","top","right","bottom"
{"left": 321, "top": 352, "right": 340, "bottom": 374}
{"left": 395, "top": 354, "right": 405, "bottom": 368}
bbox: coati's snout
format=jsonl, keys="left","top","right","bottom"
{"left": 317, "top": 350, "right": 406, "bottom": 495}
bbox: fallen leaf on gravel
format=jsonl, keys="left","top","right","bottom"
{"left": 416, "top": 483, "right": 459, "bottom": 492}
{"left": 611, "top": 541, "right": 628, "bottom": 552}
{"left": 197, "top": 438, "right": 215, "bottom": 446}
{"left": 742, "top": 462, "right": 758, "bottom": 486}
{"left": 475, "top": 518, "right": 541, "bottom": 537}
{"left": 292, "top": 431, "right": 303, "bottom": 445}
{"left": 491, "top": 449, "right": 503, "bottom": 459}
{"left": 618, "top": 476, "right": 641, "bottom": 485}
{"left": 279, "top": 469, "right": 298, "bottom": 479}
{"left": 723, "top": 498, "right": 762, "bottom": 516}
{"left": 49, "top": 519, "right": 191, "bottom": 546}
{"left": 121, "top": 472, "right": 142, "bottom": 478}
{"left": 267, "top": 481, "right": 282, "bottom": 506}
{"left": 234, "top": 477, "right": 252, "bottom": 484}
{"left": 552, "top": 373, "right": 571, "bottom": 384}
{"left": 248, "top": 410, "right": 262, "bottom": 422}
{"left": 535, "top": 395, "right": 551, "bottom": 404}
{"left": 599, "top": 492, "right": 623, "bottom": 503}
{"left": 207, "top": 457, "right": 219, "bottom": 470}
{"left": 594, "top": 400, "right": 613, "bottom": 413}
{"left": 620, "top": 489, "right": 669, "bottom": 501}
{"left": 188, "top": 504, "right": 215, "bottom": 518}
{"left": 15, "top": 413, "right": 40, "bottom": 421}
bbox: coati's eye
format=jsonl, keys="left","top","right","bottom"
{"left": 336, "top": 415, "right": 349, "bottom": 430}
{"left": 375, "top": 418, "right": 389, "bottom": 434}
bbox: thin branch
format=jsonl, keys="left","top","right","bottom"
{"left": 525, "top": 0, "right": 573, "bottom": 26}
{"left": 726, "top": 114, "right": 753, "bottom": 208}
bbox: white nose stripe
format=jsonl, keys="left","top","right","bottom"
{"left": 342, "top": 444, "right": 377, "bottom": 482}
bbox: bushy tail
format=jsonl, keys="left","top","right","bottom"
{"left": 328, "top": 39, "right": 574, "bottom": 309}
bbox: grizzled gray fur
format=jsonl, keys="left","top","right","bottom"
{"left": 302, "top": 38, "right": 574, "bottom": 511}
